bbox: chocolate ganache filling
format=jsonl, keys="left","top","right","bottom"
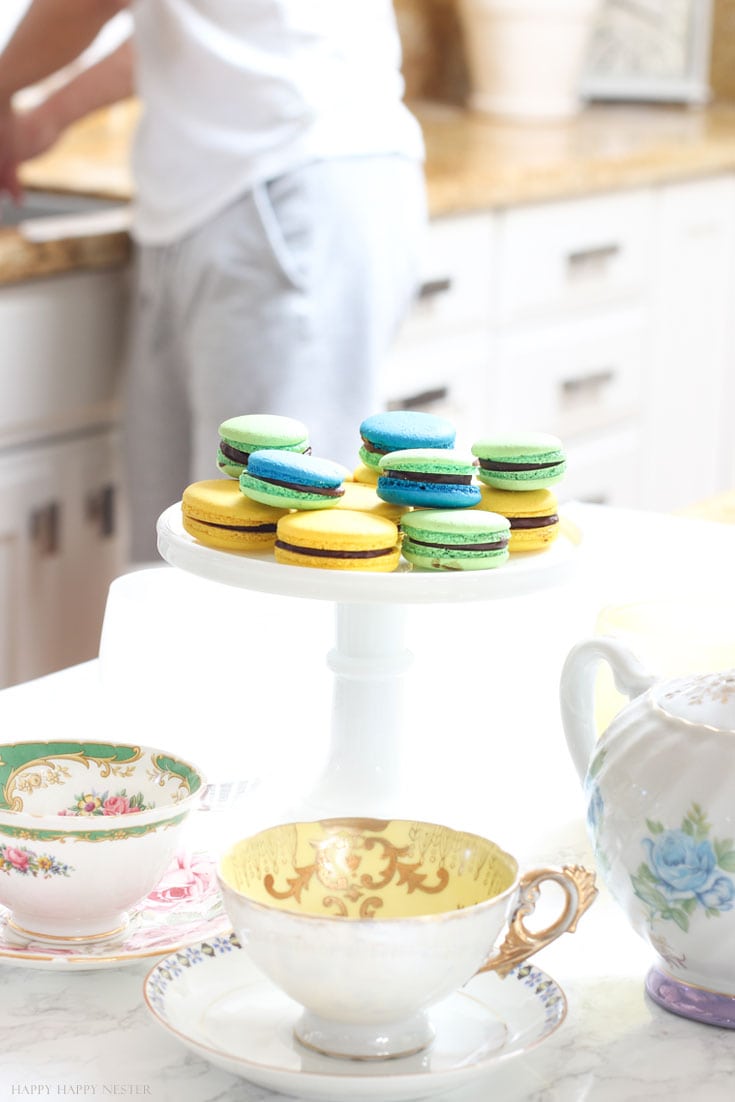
{"left": 219, "top": 441, "right": 252, "bottom": 464}
{"left": 408, "top": 536, "right": 508, "bottom": 552}
{"left": 276, "top": 541, "right": 393, "bottom": 559}
{"left": 383, "top": 469, "right": 472, "bottom": 485}
{"left": 510, "top": 514, "right": 559, "bottom": 529}
{"left": 478, "top": 458, "right": 560, "bottom": 472}
{"left": 189, "top": 518, "right": 276, "bottom": 533}
{"left": 259, "top": 478, "right": 344, "bottom": 497}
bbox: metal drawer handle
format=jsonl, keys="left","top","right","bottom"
{"left": 561, "top": 369, "right": 615, "bottom": 396}
{"left": 388, "top": 386, "right": 449, "bottom": 412}
{"left": 417, "top": 277, "right": 453, "bottom": 300}
{"left": 29, "top": 502, "right": 60, "bottom": 557}
{"left": 566, "top": 244, "right": 621, "bottom": 271}
{"left": 86, "top": 484, "right": 116, "bottom": 538}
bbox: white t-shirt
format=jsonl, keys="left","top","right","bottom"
{"left": 131, "top": 0, "right": 424, "bottom": 244}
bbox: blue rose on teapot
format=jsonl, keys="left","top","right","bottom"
{"left": 560, "top": 638, "right": 735, "bottom": 1027}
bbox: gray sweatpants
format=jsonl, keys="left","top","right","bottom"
{"left": 123, "top": 155, "right": 427, "bottom": 562}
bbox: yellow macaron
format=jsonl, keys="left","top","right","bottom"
{"left": 275, "top": 509, "right": 401, "bottom": 571}
{"left": 475, "top": 485, "right": 560, "bottom": 552}
{"left": 182, "top": 479, "right": 289, "bottom": 551}
{"left": 352, "top": 463, "right": 380, "bottom": 487}
{"left": 335, "top": 481, "right": 411, "bottom": 522}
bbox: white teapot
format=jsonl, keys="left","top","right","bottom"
{"left": 561, "top": 637, "right": 735, "bottom": 1028}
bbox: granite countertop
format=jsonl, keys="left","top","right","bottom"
{"left": 5, "top": 97, "right": 735, "bottom": 284}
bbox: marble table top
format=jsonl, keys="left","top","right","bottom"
{"left": 2, "top": 503, "right": 735, "bottom": 1101}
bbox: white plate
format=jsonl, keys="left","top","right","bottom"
{"left": 0, "top": 853, "right": 228, "bottom": 971}
{"left": 157, "top": 504, "right": 581, "bottom": 605}
{"left": 144, "top": 940, "right": 567, "bottom": 1102}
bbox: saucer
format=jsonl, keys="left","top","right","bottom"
{"left": 144, "top": 941, "right": 567, "bottom": 1102}
{"left": 0, "top": 852, "right": 229, "bottom": 971}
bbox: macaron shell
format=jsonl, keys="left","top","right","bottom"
{"left": 359, "top": 411, "right": 456, "bottom": 468}
{"left": 353, "top": 463, "right": 380, "bottom": 486}
{"left": 335, "top": 481, "right": 411, "bottom": 521}
{"left": 275, "top": 510, "right": 400, "bottom": 572}
{"left": 181, "top": 479, "right": 288, "bottom": 550}
{"left": 240, "top": 451, "right": 348, "bottom": 510}
{"left": 400, "top": 508, "right": 510, "bottom": 571}
{"left": 471, "top": 432, "right": 566, "bottom": 491}
{"left": 377, "top": 449, "right": 481, "bottom": 510}
{"left": 476, "top": 485, "right": 560, "bottom": 552}
{"left": 217, "top": 413, "right": 310, "bottom": 478}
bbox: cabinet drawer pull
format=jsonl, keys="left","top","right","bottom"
{"left": 566, "top": 244, "right": 621, "bottom": 273}
{"left": 86, "top": 485, "right": 116, "bottom": 538}
{"left": 388, "top": 386, "right": 449, "bottom": 412}
{"left": 29, "top": 502, "right": 60, "bottom": 557}
{"left": 561, "top": 369, "right": 615, "bottom": 396}
{"left": 417, "top": 277, "right": 453, "bottom": 300}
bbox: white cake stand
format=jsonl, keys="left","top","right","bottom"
{"left": 157, "top": 504, "right": 580, "bottom": 819}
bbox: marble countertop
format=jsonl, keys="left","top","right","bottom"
{"left": 5, "top": 98, "right": 735, "bottom": 284}
{"left": 2, "top": 503, "right": 735, "bottom": 1100}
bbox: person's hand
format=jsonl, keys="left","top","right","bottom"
{"left": 0, "top": 99, "right": 64, "bottom": 213}
{"left": 0, "top": 100, "right": 24, "bottom": 205}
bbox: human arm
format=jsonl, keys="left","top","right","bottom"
{"left": 0, "top": 0, "right": 133, "bottom": 203}
{"left": 0, "top": 0, "right": 130, "bottom": 103}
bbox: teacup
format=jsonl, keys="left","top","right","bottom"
{"left": 218, "top": 816, "right": 597, "bottom": 1059}
{"left": 0, "top": 740, "right": 205, "bottom": 943}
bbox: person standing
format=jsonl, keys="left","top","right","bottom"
{"left": 0, "top": 1, "right": 426, "bottom": 560}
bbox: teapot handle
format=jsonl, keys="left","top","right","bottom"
{"left": 560, "top": 637, "right": 655, "bottom": 784}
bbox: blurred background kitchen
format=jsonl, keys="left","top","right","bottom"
{"left": 1, "top": 0, "right": 735, "bottom": 689}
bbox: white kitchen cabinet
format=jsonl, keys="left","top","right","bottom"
{"left": 387, "top": 175, "right": 735, "bottom": 511}
{"left": 0, "top": 265, "right": 128, "bottom": 689}
{"left": 645, "top": 175, "right": 735, "bottom": 510}
{"left": 0, "top": 429, "right": 125, "bottom": 688}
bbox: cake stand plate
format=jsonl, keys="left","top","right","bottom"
{"left": 157, "top": 505, "right": 580, "bottom": 818}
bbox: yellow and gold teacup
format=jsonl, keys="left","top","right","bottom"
{"left": 218, "top": 817, "right": 597, "bottom": 1060}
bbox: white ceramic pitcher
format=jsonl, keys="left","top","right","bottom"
{"left": 560, "top": 637, "right": 735, "bottom": 1028}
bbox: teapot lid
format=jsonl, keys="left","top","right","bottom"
{"left": 654, "top": 670, "right": 735, "bottom": 731}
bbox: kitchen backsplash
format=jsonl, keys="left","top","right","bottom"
{"left": 396, "top": 0, "right": 734, "bottom": 105}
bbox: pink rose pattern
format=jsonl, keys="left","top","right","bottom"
{"left": 146, "top": 853, "right": 217, "bottom": 912}
{"left": 59, "top": 788, "right": 153, "bottom": 816}
{"left": 0, "top": 843, "right": 73, "bottom": 878}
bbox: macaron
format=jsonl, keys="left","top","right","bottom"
{"left": 471, "top": 432, "right": 566, "bottom": 491}
{"left": 400, "top": 509, "right": 510, "bottom": 571}
{"left": 352, "top": 463, "right": 379, "bottom": 486}
{"left": 239, "top": 450, "right": 348, "bottom": 510}
{"left": 359, "top": 411, "right": 456, "bottom": 470}
{"left": 476, "top": 486, "right": 560, "bottom": 552}
{"left": 181, "top": 479, "right": 288, "bottom": 551}
{"left": 335, "top": 480, "right": 411, "bottom": 521}
{"left": 275, "top": 510, "right": 401, "bottom": 572}
{"left": 377, "top": 449, "right": 481, "bottom": 509}
{"left": 217, "top": 414, "right": 310, "bottom": 478}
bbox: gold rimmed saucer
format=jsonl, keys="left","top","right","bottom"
{"left": 0, "top": 852, "right": 228, "bottom": 971}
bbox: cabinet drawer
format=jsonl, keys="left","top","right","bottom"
{"left": 490, "top": 308, "right": 646, "bottom": 439}
{"left": 559, "top": 426, "right": 642, "bottom": 508}
{"left": 495, "top": 189, "right": 654, "bottom": 323}
{"left": 398, "top": 213, "right": 496, "bottom": 341}
{"left": 0, "top": 269, "right": 127, "bottom": 446}
{"left": 382, "top": 332, "right": 491, "bottom": 448}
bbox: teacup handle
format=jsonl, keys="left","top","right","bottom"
{"left": 479, "top": 865, "right": 598, "bottom": 979}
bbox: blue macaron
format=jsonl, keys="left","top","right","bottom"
{"left": 239, "top": 451, "right": 349, "bottom": 510}
{"left": 377, "top": 449, "right": 482, "bottom": 509}
{"left": 359, "top": 411, "right": 456, "bottom": 470}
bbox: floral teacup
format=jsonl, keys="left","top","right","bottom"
{"left": 218, "top": 817, "right": 597, "bottom": 1060}
{"left": 0, "top": 740, "right": 204, "bottom": 943}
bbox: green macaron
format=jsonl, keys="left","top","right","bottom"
{"left": 217, "top": 414, "right": 310, "bottom": 479}
{"left": 400, "top": 509, "right": 511, "bottom": 571}
{"left": 471, "top": 432, "right": 566, "bottom": 491}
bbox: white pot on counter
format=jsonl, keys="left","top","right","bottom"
{"left": 457, "top": 0, "right": 601, "bottom": 121}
